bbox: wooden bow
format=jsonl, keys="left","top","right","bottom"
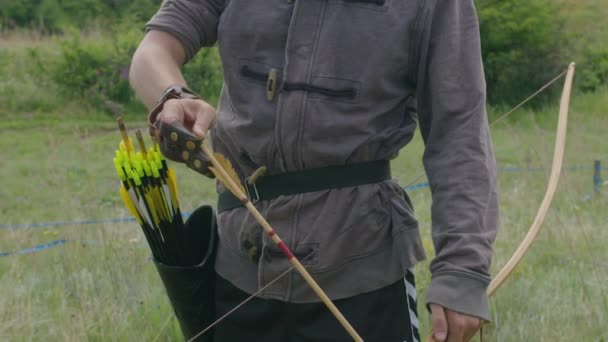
{"left": 487, "top": 62, "right": 575, "bottom": 296}
{"left": 428, "top": 62, "right": 576, "bottom": 342}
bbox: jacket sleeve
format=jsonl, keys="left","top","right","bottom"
{"left": 415, "top": 0, "right": 499, "bottom": 321}
{"left": 146, "top": 0, "right": 225, "bottom": 62}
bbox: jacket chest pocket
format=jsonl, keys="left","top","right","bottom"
{"left": 239, "top": 60, "right": 361, "bottom": 103}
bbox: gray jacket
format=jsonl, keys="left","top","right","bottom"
{"left": 148, "top": 0, "right": 499, "bottom": 321}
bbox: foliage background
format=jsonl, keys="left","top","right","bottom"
{"left": 1, "top": 0, "right": 607, "bottom": 114}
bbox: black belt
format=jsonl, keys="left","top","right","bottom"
{"left": 217, "top": 160, "right": 391, "bottom": 213}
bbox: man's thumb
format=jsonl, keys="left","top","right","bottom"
{"left": 192, "top": 104, "right": 215, "bottom": 139}
{"left": 429, "top": 304, "right": 448, "bottom": 341}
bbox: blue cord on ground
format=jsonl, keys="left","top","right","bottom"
{"left": 3, "top": 161, "right": 606, "bottom": 256}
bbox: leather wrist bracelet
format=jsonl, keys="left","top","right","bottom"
{"left": 147, "top": 84, "right": 200, "bottom": 126}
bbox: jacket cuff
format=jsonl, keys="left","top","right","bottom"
{"left": 426, "top": 272, "right": 491, "bottom": 322}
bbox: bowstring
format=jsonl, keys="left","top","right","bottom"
{"left": 490, "top": 69, "right": 608, "bottom": 338}
{"left": 495, "top": 67, "right": 581, "bottom": 339}
{"left": 399, "top": 67, "right": 571, "bottom": 340}
{"left": 481, "top": 66, "right": 607, "bottom": 338}
{"left": 489, "top": 69, "right": 569, "bottom": 128}
{"left": 186, "top": 252, "right": 315, "bottom": 342}
{"left": 483, "top": 69, "right": 568, "bottom": 338}
{"left": 403, "top": 68, "right": 569, "bottom": 188}
{"left": 152, "top": 311, "right": 176, "bottom": 342}
{"left": 164, "top": 68, "right": 575, "bottom": 341}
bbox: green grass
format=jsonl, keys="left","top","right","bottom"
{"left": 1, "top": 88, "right": 607, "bottom": 341}
{"left": 2, "top": 28, "right": 608, "bottom": 341}
{"left": 0, "top": 120, "right": 216, "bottom": 340}
{"left": 558, "top": 0, "right": 608, "bottom": 57}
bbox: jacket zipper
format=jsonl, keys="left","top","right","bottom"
{"left": 240, "top": 65, "right": 269, "bottom": 82}
{"left": 342, "top": 0, "right": 385, "bottom": 4}
{"left": 241, "top": 65, "right": 357, "bottom": 99}
{"left": 273, "top": 1, "right": 300, "bottom": 172}
{"left": 408, "top": 1, "right": 431, "bottom": 87}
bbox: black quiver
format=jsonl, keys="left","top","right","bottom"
{"left": 153, "top": 205, "right": 218, "bottom": 342}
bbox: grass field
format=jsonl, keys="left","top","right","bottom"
{"left": 1, "top": 17, "right": 608, "bottom": 341}
{"left": 1, "top": 84, "right": 607, "bottom": 341}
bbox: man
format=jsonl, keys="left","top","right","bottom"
{"left": 130, "top": 0, "right": 499, "bottom": 341}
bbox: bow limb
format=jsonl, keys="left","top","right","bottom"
{"left": 487, "top": 62, "right": 575, "bottom": 297}
{"left": 427, "top": 63, "right": 575, "bottom": 342}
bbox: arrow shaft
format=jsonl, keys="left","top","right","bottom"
{"left": 201, "top": 145, "right": 363, "bottom": 342}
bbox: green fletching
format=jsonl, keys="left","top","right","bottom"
{"left": 113, "top": 158, "right": 127, "bottom": 181}
{"left": 133, "top": 158, "right": 144, "bottom": 178}
{"left": 115, "top": 150, "right": 123, "bottom": 162}
{"left": 147, "top": 150, "right": 156, "bottom": 166}
{"left": 154, "top": 151, "right": 163, "bottom": 170}
{"left": 142, "top": 160, "right": 152, "bottom": 177}
{"left": 132, "top": 169, "right": 142, "bottom": 186}
{"left": 151, "top": 163, "right": 161, "bottom": 178}
{"left": 123, "top": 159, "right": 132, "bottom": 173}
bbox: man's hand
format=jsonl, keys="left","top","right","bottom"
{"left": 429, "top": 304, "right": 483, "bottom": 342}
{"left": 157, "top": 98, "right": 216, "bottom": 139}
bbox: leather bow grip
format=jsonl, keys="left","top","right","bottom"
{"left": 153, "top": 121, "right": 215, "bottom": 179}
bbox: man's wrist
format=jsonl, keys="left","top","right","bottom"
{"left": 148, "top": 84, "right": 201, "bottom": 125}
{"left": 426, "top": 272, "right": 491, "bottom": 322}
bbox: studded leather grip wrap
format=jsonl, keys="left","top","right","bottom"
{"left": 152, "top": 121, "right": 215, "bottom": 179}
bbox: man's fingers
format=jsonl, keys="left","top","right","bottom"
{"left": 458, "top": 315, "right": 483, "bottom": 341}
{"left": 428, "top": 305, "right": 484, "bottom": 342}
{"left": 430, "top": 304, "right": 448, "bottom": 341}
{"left": 192, "top": 103, "right": 216, "bottom": 139}
{"left": 446, "top": 309, "right": 483, "bottom": 340}
{"left": 156, "top": 99, "right": 216, "bottom": 139}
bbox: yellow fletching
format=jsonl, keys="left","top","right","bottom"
{"left": 120, "top": 187, "right": 142, "bottom": 225}
{"left": 144, "top": 191, "right": 160, "bottom": 226}
{"left": 209, "top": 166, "right": 229, "bottom": 191}
{"left": 167, "top": 168, "right": 179, "bottom": 208}
{"left": 210, "top": 152, "right": 246, "bottom": 194}
{"left": 153, "top": 186, "right": 171, "bottom": 221}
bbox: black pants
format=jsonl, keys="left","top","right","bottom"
{"left": 213, "top": 271, "right": 420, "bottom": 342}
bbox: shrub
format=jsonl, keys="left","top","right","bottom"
{"left": 0, "top": 0, "right": 42, "bottom": 29}
{"left": 0, "top": 0, "right": 159, "bottom": 32}
{"left": 476, "top": 0, "right": 566, "bottom": 105}
{"left": 34, "top": 26, "right": 223, "bottom": 116}
{"left": 43, "top": 31, "right": 137, "bottom": 114}
{"left": 183, "top": 48, "right": 223, "bottom": 106}
{"left": 38, "top": 0, "right": 107, "bottom": 32}
{"left": 577, "top": 46, "right": 608, "bottom": 93}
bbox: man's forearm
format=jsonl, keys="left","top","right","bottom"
{"left": 130, "top": 31, "right": 188, "bottom": 109}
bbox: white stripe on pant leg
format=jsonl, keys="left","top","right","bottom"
{"left": 404, "top": 271, "right": 419, "bottom": 342}
{"left": 408, "top": 308, "right": 419, "bottom": 330}
{"left": 404, "top": 270, "right": 419, "bottom": 330}
{"left": 405, "top": 279, "right": 417, "bottom": 302}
